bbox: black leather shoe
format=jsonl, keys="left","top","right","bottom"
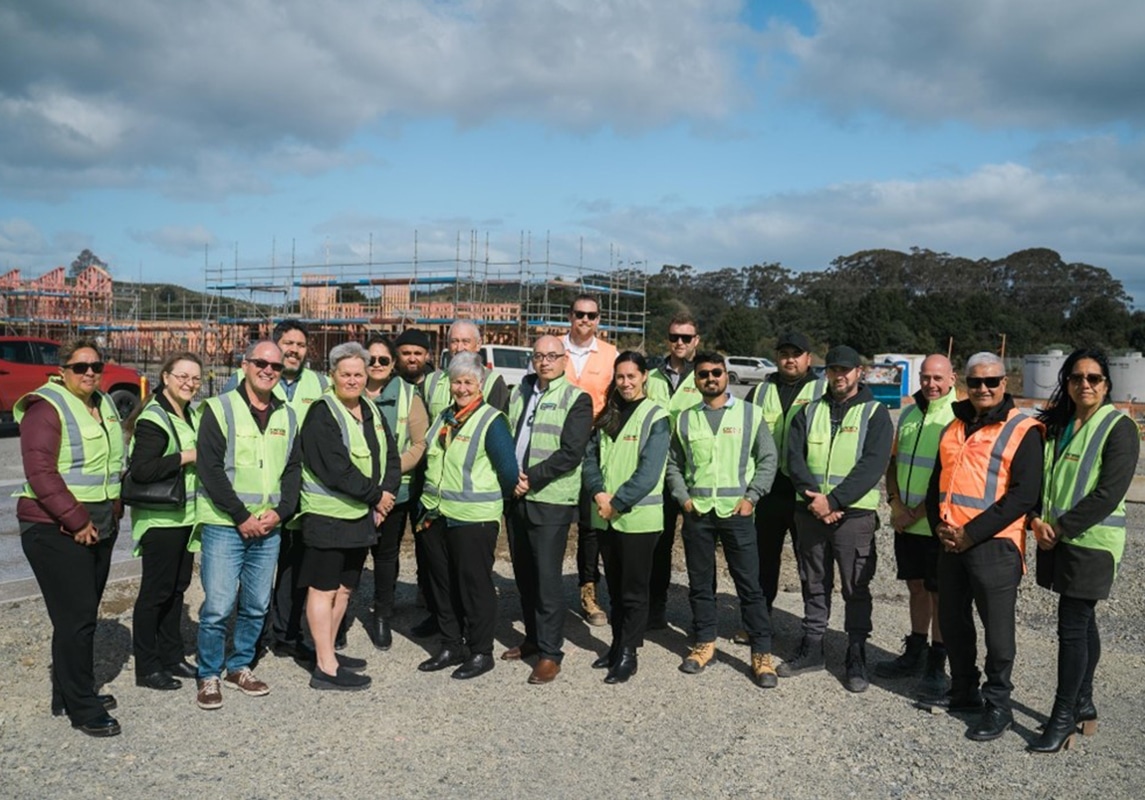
{"left": 75, "top": 712, "right": 121, "bottom": 737}
{"left": 165, "top": 660, "right": 198, "bottom": 679}
{"left": 335, "top": 653, "right": 368, "bottom": 672}
{"left": 604, "top": 649, "right": 638, "bottom": 684}
{"left": 1028, "top": 701, "right": 1079, "bottom": 753}
{"left": 410, "top": 615, "right": 439, "bottom": 638}
{"left": 592, "top": 645, "right": 617, "bottom": 670}
{"left": 370, "top": 617, "right": 393, "bottom": 651}
{"left": 52, "top": 693, "right": 117, "bottom": 718}
{"left": 418, "top": 648, "right": 465, "bottom": 672}
{"left": 452, "top": 653, "right": 495, "bottom": 680}
{"left": 136, "top": 670, "right": 182, "bottom": 691}
{"left": 967, "top": 705, "right": 1013, "bottom": 741}
{"left": 942, "top": 690, "right": 985, "bottom": 713}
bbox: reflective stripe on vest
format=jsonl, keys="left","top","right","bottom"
{"left": 677, "top": 400, "right": 759, "bottom": 517}
{"left": 593, "top": 400, "right": 668, "bottom": 533}
{"left": 300, "top": 394, "right": 384, "bottom": 519}
{"left": 803, "top": 398, "right": 882, "bottom": 510}
{"left": 423, "top": 404, "right": 505, "bottom": 522}
{"left": 130, "top": 399, "right": 199, "bottom": 543}
{"left": 895, "top": 389, "right": 956, "bottom": 534}
{"left": 14, "top": 383, "right": 125, "bottom": 501}
{"left": 754, "top": 377, "right": 826, "bottom": 475}
{"left": 646, "top": 369, "right": 703, "bottom": 428}
{"left": 272, "top": 368, "right": 328, "bottom": 413}
{"left": 509, "top": 375, "right": 585, "bottom": 505}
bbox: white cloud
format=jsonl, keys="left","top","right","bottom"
{"left": 129, "top": 225, "right": 218, "bottom": 258}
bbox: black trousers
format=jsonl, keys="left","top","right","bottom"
{"left": 421, "top": 517, "right": 499, "bottom": 655}
{"left": 267, "top": 526, "right": 307, "bottom": 647}
{"left": 754, "top": 488, "right": 802, "bottom": 610}
{"left": 1055, "top": 595, "right": 1101, "bottom": 707}
{"left": 681, "top": 510, "right": 772, "bottom": 652}
{"left": 22, "top": 522, "right": 117, "bottom": 726}
{"left": 793, "top": 509, "right": 877, "bottom": 641}
{"left": 575, "top": 486, "right": 601, "bottom": 586}
{"left": 649, "top": 496, "right": 682, "bottom": 613}
{"left": 368, "top": 501, "right": 412, "bottom": 619}
{"left": 507, "top": 503, "right": 571, "bottom": 661}
{"left": 599, "top": 527, "right": 660, "bottom": 651}
{"left": 938, "top": 538, "right": 1022, "bottom": 710}
{"left": 132, "top": 525, "right": 194, "bottom": 676}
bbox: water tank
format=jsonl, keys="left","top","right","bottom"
{"left": 1109, "top": 352, "right": 1145, "bottom": 403}
{"left": 1022, "top": 350, "right": 1066, "bottom": 399}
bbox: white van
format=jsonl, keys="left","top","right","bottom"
{"left": 441, "top": 345, "right": 533, "bottom": 390}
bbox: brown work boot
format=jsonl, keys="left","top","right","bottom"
{"left": 196, "top": 677, "right": 223, "bottom": 710}
{"left": 580, "top": 583, "right": 608, "bottom": 627}
{"left": 752, "top": 652, "right": 778, "bottom": 688}
{"left": 679, "top": 642, "right": 717, "bottom": 674}
{"left": 222, "top": 667, "right": 270, "bottom": 697}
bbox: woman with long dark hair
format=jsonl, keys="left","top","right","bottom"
{"left": 1028, "top": 348, "right": 1139, "bottom": 752}
{"left": 582, "top": 351, "right": 671, "bottom": 683}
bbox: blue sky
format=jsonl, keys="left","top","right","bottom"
{"left": 2, "top": 0, "right": 1143, "bottom": 306}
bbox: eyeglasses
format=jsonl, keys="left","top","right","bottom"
{"left": 696, "top": 368, "right": 725, "bottom": 379}
{"left": 168, "top": 373, "right": 202, "bottom": 385}
{"left": 572, "top": 310, "right": 599, "bottom": 320}
{"left": 966, "top": 375, "right": 1004, "bottom": 389}
{"left": 368, "top": 356, "right": 392, "bottom": 367}
{"left": 1069, "top": 373, "right": 1105, "bottom": 387}
{"left": 247, "top": 358, "right": 285, "bottom": 373}
{"left": 63, "top": 362, "right": 104, "bottom": 375}
{"left": 668, "top": 333, "right": 695, "bottom": 344}
{"left": 532, "top": 352, "right": 564, "bottom": 363}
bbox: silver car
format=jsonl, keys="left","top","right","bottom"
{"left": 725, "top": 356, "right": 777, "bottom": 385}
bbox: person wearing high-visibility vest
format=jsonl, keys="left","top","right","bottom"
{"left": 126, "top": 352, "right": 203, "bottom": 693}
{"left": 925, "top": 351, "right": 1043, "bottom": 742}
{"left": 562, "top": 294, "right": 618, "bottom": 629}
{"left": 1027, "top": 349, "right": 1138, "bottom": 753}
{"left": 502, "top": 335, "right": 594, "bottom": 685}
{"left": 744, "top": 331, "right": 826, "bottom": 617}
{"left": 415, "top": 352, "right": 519, "bottom": 681}
{"left": 422, "top": 319, "right": 510, "bottom": 416}
{"left": 360, "top": 334, "right": 428, "bottom": 651}
{"left": 644, "top": 312, "right": 702, "bottom": 630}
{"left": 665, "top": 352, "right": 780, "bottom": 687}
{"left": 782, "top": 345, "right": 893, "bottom": 694}
{"left": 876, "top": 354, "right": 956, "bottom": 699}
{"left": 583, "top": 351, "right": 671, "bottom": 684}
{"left": 16, "top": 338, "right": 125, "bottom": 737}
{"left": 193, "top": 340, "right": 302, "bottom": 711}
{"left": 296, "top": 342, "right": 400, "bottom": 691}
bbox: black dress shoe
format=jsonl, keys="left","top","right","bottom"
{"left": 370, "top": 617, "right": 393, "bottom": 651}
{"left": 53, "top": 693, "right": 118, "bottom": 717}
{"left": 137, "top": 670, "right": 183, "bottom": 691}
{"left": 335, "top": 653, "right": 368, "bottom": 672}
{"left": 592, "top": 646, "right": 617, "bottom": 670}
{"left": 967, "top": 705, "right": 1013, "bottom": 741}
{"left": 418, "top": 648, "right": 465, "bottom": 672}
{"left": 410, "top": 615, "right": 440, "bottom": 638}
{"left": 452, "top": 653, "right": 495, "bottom": 680}
{"left": 604, "top": 649, "right": 638, "bottom": 684}
{"left": 75, "top": 712, "right": 121, "bottom": 737}
{"left": 165, "top": 660, "right": 198, "bottom": 679}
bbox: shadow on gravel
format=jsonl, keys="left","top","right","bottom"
{"left": 94, "top": 619, "right": 131, "bottom": 687}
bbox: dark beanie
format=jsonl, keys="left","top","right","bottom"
{"left": 394, "top": 328, "right": 431, "bottom": 350}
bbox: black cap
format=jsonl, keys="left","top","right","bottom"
{"left": 824, "top": 345, "right": 862, "bottom": 369}
{"left": 394, "top": 328, "right": 431, "bottom": 351}
{"left": 775, "top": 331, "right": 810, "bottom": 353}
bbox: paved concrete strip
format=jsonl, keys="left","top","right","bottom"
{"left": 0, "top": 555, "right": 141, "bottom": 604}
{"left": 1129, "top": 475, "right": 1145, "bottom": 504}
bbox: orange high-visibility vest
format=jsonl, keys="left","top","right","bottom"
{"left": 937, "top": 407, "right": 1043, "bottom": 568}
{"left": 564, "top": 338, "right": 617, "bottom": 417}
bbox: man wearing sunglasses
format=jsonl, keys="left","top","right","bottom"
{"left": 562, "top": 295, "right": 618, "bottom": 628}
{"left": 926, "top": 352, "right": 1044, "bottom": 741}
{"left": 225, "top": 320, "right": 329, "bottom": 411}
{"left": 645, "top": 313, "right": 703, "bottom": 629}
{"left": 665, "top": 352, "right": 779, "bottom": 686}
{"left": 783, "top": 345, "right": 893, "bottom": 693}
{"left": 195, "top": 340, "right": 302, "bottom": 710}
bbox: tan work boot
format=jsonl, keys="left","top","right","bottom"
{"left": 752, "top": 652, "right": 778, "bottom": 688}
{"left": 679, "top": 642, "right": 717, "bottom": 674}
{"left": 580, "top": 583, "right": 608, "bottom": 626}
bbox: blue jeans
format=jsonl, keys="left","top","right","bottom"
{"left": 196, "top": 524, "right": 281, "bottom": 679}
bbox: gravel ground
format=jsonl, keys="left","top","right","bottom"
{"left": 2, "top": 500, "right": 1144, "bottom": 799}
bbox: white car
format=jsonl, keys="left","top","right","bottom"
{"left": 725, "top": 356, "right": 777, "bottom": 385}
{"left": 441, "top": 344, "right": 533, "bottom": 390}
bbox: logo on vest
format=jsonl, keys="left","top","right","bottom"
{"left": 721, "top": 426, "right": 742, "bottom": 435}
{"left": 268, "top": 427, "right": 287, "bottom": 437}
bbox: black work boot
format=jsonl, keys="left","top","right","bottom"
{"left": 874, "top": 632, "right": 927, "bottom": 678}
{"left": 844, "top": 641, "right": 869, "bottom": 693}
{"left": 776, "top": 636, "right": 825, "bottom": 678}
{"left": 917, "top": 643, "right": 949, "bottom": 699}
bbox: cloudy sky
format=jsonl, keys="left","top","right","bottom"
{"left": 2, "top": 0, "right": 1143, "bottom": 305}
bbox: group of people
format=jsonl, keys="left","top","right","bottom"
{"left": 16, "top": 299, "right": 1137, "bottom": 755}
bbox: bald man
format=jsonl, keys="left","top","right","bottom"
{"left": 876, "top": 355, "right": 957, "bottom": 698}
{"left": 422, "top": 320, "right": 510, "bottom": 418}
{"left": 501, "top": 335, "right": 594, "bottom": 684}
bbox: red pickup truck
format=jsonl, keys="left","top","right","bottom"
{"left": 0, "top": 336, "right": 144, "bottom": 424}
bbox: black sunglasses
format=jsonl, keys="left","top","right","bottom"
{"left": 248, "top": 358, "right": 285, "bottom": 373}
{"left": 573, "top": 310, "right": 599, "bottom": 320}
{"left": 696, "top": 368, "right": 725, "bottom": 379}
{"left": 966, "top": 375, "right": 1003, "bottom": 389}
{"left": 1068, "top": 373, "right": 1105, "bottom": 387}
{"left": 63, "top": 361, "right": 104, "bottom": 375}
{"left": 668, "top": 333, "right": 695, "bottom": 344}
{"left": 368, "top": 356, "right": 392, "bottom": 367}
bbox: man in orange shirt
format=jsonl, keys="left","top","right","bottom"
{"left": 562, "top": 294, "right": 617, "bottom": 626}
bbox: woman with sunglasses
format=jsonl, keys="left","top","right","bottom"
{"left": 360, "top": 334, "right": 428, "bottom": 649}
{"left": 582, "top": 351, "right": 671, "bottom": 683}
{"left": 122, "top": 352, "right": 202, "bottom": 692}
{"left": 1027, "top": 349, "right": 1139, "bottom": 753}
{"left": 15, "top": 338, "right": 125, "bottom": 736}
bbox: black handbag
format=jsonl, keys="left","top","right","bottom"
{"left": 121, "top": 405, "right": 187, "bottom": 509}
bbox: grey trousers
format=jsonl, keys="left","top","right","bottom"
{"left": 793, "top": 509, "right": 878, "bottom": 642}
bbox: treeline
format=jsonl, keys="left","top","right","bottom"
{"left": 631, "top": 247, "right": 1145, "bottom": 362}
